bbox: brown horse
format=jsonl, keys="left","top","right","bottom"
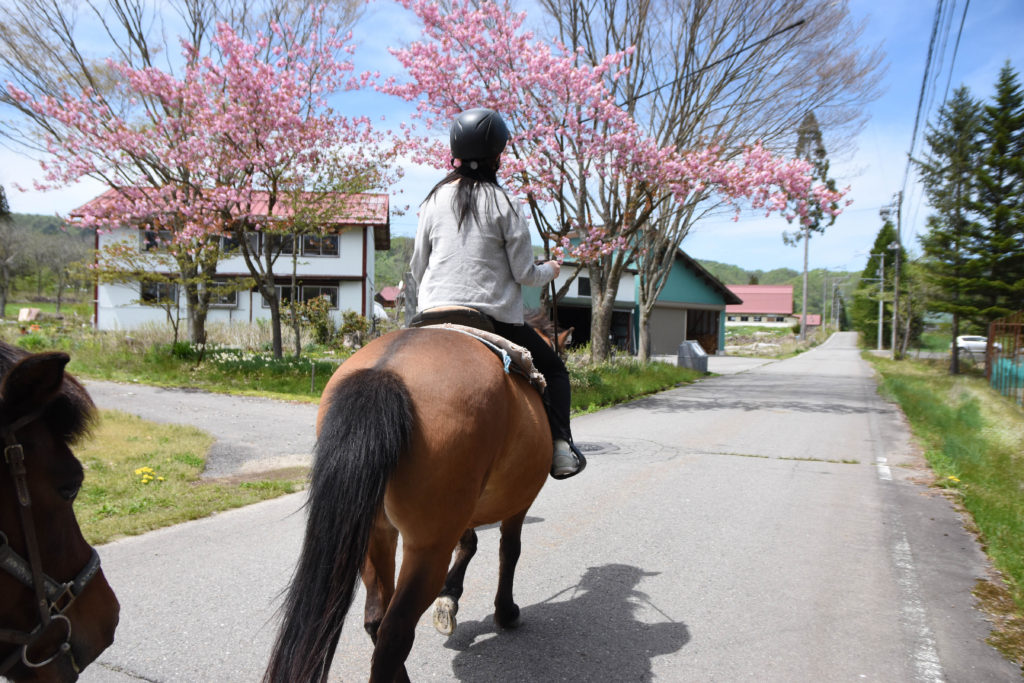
{"left": 0, "top": 342, "right": 119, "bottom": 681}
{"left": 264, "top": 325, "right": 553, "bottom": 682}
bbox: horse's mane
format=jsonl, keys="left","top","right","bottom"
{"left": 0, "top": 341, "right": 95, "bottom": 444}
{"left": 524, "top": 309, "right": 557, "bottom": 338}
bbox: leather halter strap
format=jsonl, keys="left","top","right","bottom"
{"left": 0, "top": 406, "right": 99, "bottom": 676}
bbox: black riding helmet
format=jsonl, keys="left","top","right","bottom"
{"left": 450, "top": 108, "right": 510, "bottom": 161}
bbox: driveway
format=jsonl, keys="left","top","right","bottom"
{"left": 82, "top": 381, "right": 318, "bottom": 478}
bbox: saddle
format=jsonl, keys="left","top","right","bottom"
{"left": 408, "top": 306, "right": 546, "bottom": 392}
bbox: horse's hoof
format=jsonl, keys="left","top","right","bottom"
{"left": 494, "top": 603, "right": 521, "bottom": 629}
{"left": 432, "top": 596, "right": 458, "bottom": 636}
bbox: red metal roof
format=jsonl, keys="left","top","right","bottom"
{"left": 725, "top": 285, "right": 794, "bottom": 315}
{"left": 73, "top": 188, "right": 389, "bottom": 224}
{"left": 794, "top": 314, "right": 822, "bottom": 326}
{"left": 72, "top": 188, "right": 390, "bottom": 249}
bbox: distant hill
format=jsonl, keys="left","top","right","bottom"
{"left": 375, "top": 235, "right": 414, "bottom": 291}
{"left": 696, "top": 259, "right": 801, "bottom": 286}
{"left": 11, "top": 212, "right": 94, "bottom": 242}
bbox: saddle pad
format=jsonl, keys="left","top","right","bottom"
{"left": 426, "top": 323, "right": 547, "bottom": 393}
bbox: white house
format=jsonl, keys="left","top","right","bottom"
{"left": 75, "top": 190, "right": 390, "bottom": 331}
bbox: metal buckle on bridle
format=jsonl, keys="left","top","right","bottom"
{"left": 19, "top": 614, "right": 73, "bottom": 670}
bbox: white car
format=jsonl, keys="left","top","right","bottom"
{"left": 955, "top": 335, "right": 1001, "bottom": 354}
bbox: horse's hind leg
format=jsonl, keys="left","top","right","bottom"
{"left": 432, "top": 528, "right": 478, "bottom": 635}
{"left": 494, "top": 510, "right": 528, "bottom": 629}
{"left": 362, "top": 516, "right": 399, "bottom": 644}
{"left": 370, "top": 545, "right": 451, "bottom": 683}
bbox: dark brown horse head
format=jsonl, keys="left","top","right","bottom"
{"left": 524, "top": 309, "right": 574, "bottom": 352}
{"left": 0, "top": 342, "right": 119, "bottom": 682}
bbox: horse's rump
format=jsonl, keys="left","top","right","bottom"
{"left": 267, "top": 327, "right": 552, "bottom": 682}
{"left": 321, "top": 327, "right": 550, "bottom": 530}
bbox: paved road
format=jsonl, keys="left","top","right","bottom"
{"left": 78, "top": 333, "right": 1018, "bottom": 681}
{"left": 81, "top": 382, "right": 318, "bottom": 479}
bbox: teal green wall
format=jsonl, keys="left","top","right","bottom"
{"left": 633, "top": 257, "right": 730, "bottom": 352}
{"left": 656, "top": 259, "right": 727, "bottom": 305}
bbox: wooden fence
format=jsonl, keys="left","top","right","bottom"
{"left": 988, "top": 311, "right": 1024, "bottom": 406}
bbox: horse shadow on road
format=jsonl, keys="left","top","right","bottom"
{"left": 442, "top": 563, "right": 690, "bottom": 681}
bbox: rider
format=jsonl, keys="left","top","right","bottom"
{"left": 409, "top": 107, "right": 586, "bottom": 480}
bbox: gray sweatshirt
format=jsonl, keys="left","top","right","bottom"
{"left": 410, "top": 181, "right": 556, "bottom": 324}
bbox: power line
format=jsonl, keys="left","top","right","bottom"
{"left": 613, "top": 19, "right": 806, "bottom": 110}
{"left": 901, "top": 0, "right": 946, "bottom": 211}
{"left": 942, "top": 0, "right": 971, "bottom": 103}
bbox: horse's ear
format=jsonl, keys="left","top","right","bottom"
{"left": 557, "top": 326, "right": 574, "bottom": 349}
{"left": 0, "top": 352, "right": 70, "bottom": 423}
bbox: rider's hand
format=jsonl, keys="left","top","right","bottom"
{"left": 546, "top": 260, "right": 561, "bottom": 278}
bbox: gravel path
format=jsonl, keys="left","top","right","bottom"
{"left": 82, "top": 380, "right": 319, "bottom": 479}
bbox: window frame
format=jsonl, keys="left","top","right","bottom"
{"left": 139, "top": 280, "right": 179, "bottom": 305}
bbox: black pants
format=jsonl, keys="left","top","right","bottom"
{"left": 491, "top": 320, "right": 572, "bottom": 443}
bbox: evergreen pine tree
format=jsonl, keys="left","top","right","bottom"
{"left": 785, "top": 111, "right": 839, "bottom": 339}
{"left": 971, "top": 62, "right": 1024, "bottom": 320}
{"left": 913, "top": 86, "right": 984, "bottom": 373}
{"left": 849, "top": 221, "right": 899, "bottom": 348}
{"left": 0, "top": 185, "right": 10, "bottom": 223}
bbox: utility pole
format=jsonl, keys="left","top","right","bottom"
{"left": 876, "top": 252, "right": 885, "bottom": 351}
{"left": 882, "top": 192, "right": 903, "bottom": 360}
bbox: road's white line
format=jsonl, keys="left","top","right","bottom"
{"left": 891, "top": 526, "right": 945, "bottom": 682}
{"left": 864, "top": 375, "right": 944, "bottom": 681}
{"left": 876, "top": 455, "right": 893, "bottom": 481}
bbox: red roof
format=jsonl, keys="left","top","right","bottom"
{"left": 72, "top": 188, "right": 391, "bottom": 249}
{"left": 725, "top": 285, "right": 793, "bottom": 315}
{"left": 74, "top": 188, "right": 388, "bottom": 224}
{"left": 794, "top": 314, "right": 822, "bottom": 326}
{"left": 376, "top": 286, "right": 401, "bottom": 306}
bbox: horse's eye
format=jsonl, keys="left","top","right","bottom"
{"left": 58, "top": 482, "right": 82, "bottom": 502}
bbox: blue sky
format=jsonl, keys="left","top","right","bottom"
{"left": 2, "top": 0, "right": 1022, "bottom": 274}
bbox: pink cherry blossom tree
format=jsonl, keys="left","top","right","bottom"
{"left": 6, "top": 9, "right": 398, "bottom": 356}
{"left": 384, "top": 0, "right": 846, "bottom": 361}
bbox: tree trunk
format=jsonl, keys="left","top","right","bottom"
{"left": 0, "top": 266, "right": 8, "bottom": 319}
{"left": 637, "top": 305, "right": 652, "bottom": 363}
{"left": 269, "top": 292, "right": 284, "bottom": 359}
{"left": 291, "top": 237, "right": 302, "bottom": 358}
{"left": 800, "top": 226, "right": 809, "bottom": 341}
{"left": 589, "top": 290, "right": 616, "bottom": 362}
{"left": 950, "top": 313, "right": 961, "bottom": 375}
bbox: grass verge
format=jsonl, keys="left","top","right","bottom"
{"left": 570, "top": 360, "right": 702, "bottom": 414}
{"left": 867, "top": 354, "right": 1024, "bottom": 667}
{"left": 75, "top": 410, "right": 305, "bottom": 545}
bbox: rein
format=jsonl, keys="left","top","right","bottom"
{"left": 0, "top": 407, "right": 101, "bottom": 676}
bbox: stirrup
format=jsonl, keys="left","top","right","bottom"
{"left": 551, "top": 440, "right": 587, "bottom": 480}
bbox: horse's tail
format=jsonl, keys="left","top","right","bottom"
{"left": 264, "top": 368, "right": 413, "bottom": 683}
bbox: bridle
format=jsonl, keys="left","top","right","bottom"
{"left": 0, "top": 407, "right": 102, "bottom": 677}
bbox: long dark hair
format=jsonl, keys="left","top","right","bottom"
{"left": 422, "top": 157, "right": 516, "bottom": 229}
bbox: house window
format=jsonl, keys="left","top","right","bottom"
{"left": 773, "top": 316, "right": 785, "bottom": 323}
{"left": 727, "top": 316, "right": 735, "bottom": 321}
{"left": 140, "top": 281, "right": 178, "bottom": 304}
{"left": 207, "top": 279, "right": 238, "bottom": 308}
{"left": 740, "top": 316, "right": 749, "bottom": 322}
{"left": 140, "top": 229, "right": 173, "bottom": 252}
{"left": 753, "top": 316, "right": 762, "bottom": 322}
{"left": 302, "top": 234, "right": 339, "bottom": 257}
{"left": 220, "top": 234, "right": 259, "bottom": 255}
{"left": 262, "top": 284, "right": 338, "bottom": 309}
{"left": 302, "top": 285, "right": 339, "bottom": 307}
{"left": 577, "top": 277, "right": 591, "bottom": 297}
